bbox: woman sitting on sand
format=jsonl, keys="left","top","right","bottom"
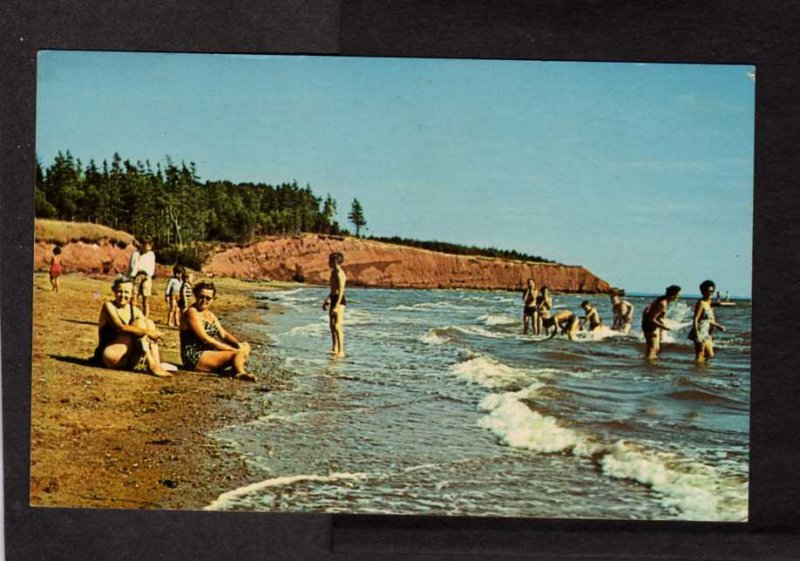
{"left": 179, "top": 280, "right": 256, "bottom": 381}
{"left": 93, "top": 275, "right": 172, "bottom": 378}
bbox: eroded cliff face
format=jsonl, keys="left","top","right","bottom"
{"left": 203, "top": 235, "right": 611, "bottom": 293}
{"left": 33, "top": 227, "right": 610, "bottom": 293}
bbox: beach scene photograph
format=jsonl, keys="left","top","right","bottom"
{"left": 31, "top": 52, "right": 754, "bottom": 521}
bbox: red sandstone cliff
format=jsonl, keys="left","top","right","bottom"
{"left": 33, "top": 222, "right": 610, "bottom": 293}
{"left": 203, "top": 235, "right": 611, "bottom": 293}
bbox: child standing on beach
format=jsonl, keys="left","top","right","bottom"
{"left": 49, "top": 245, "right": 62, "bottom": 292}
{"left": 164, "top": 265, "right": 183, "bottom": 327}
{"left": 322, "top": 252, "right": 347, "bottom": 357}
{"left": 178, "top": 270, "right": 194, "bottom": 313}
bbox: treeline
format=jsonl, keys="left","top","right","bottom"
{"left": 367, "top": 236, "right": 554, "bottom": 264}
{"left": 35, "top": 150, "right": 554, "bottom": 267}
{"left": 35, "top": 151, "right": 345, "bottom": 248}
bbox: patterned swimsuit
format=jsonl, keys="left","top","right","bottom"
{"left": 693, "top": 306, "right": 716, "bottom": 343}
{"left": 180, "top": 319, "right": 221, "bottom": 369}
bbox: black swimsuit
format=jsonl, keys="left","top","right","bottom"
{"left": 92, "top": 303, "right": 135, "bottom": 364}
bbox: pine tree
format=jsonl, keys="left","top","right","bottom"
{"left": 348, "top": 198, "right": 367, "bottom": 237}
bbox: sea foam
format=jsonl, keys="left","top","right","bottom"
{"left": 450, "top": 356, "right": 534, "bottom": 389}
{"left": 476, "top": 387, "right": 748, "bottom": 521}
{"left": 204, "top": 471, "right": 369, "bottom": 511}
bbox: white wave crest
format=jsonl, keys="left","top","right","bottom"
{"left": 479, "top": 391, "right": 596, "bottom": 455}
{"left": 421, "top": 329, "right": 448, "bottom": 345}
{"left": 476, "top": 313, "right": 517, "bottom": 326}
{"left": 450, "top": 356, "right": 535, "bottom": 389}
{"left": 204, "top": 471, "right": 369, "bottom": 511}
{"left": 389, "top": 301, "right": 463, "bottom": 312}
{"left": 598, "top": 441, "right": 748, "bottom": 521}
{"left": 476, "top": 389, "right": 748, "bottom": 521}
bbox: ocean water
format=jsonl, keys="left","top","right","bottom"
{"left": 206, "top": 288, "right": 750, "bottom": 521}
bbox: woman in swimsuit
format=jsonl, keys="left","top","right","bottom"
{"left": 179, "top": 280, "right": 255, "bottom": 381}
{"left": 49, "top": 245, "right": 62, "bottom": 292}
{"left": 93, "top": 276, "right": 171, "bottom": 378}
{"left": 689, "top": 279, "right": 726, "bottom": 362}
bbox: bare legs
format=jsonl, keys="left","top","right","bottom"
{"left": 101, "top": 318, "right": 171, "bottom": 377}
{"left": 329, "top": 306, "right": 345, "bottom": 357}
{"left": 195, "top": 341, "right": 256, "bottom": 381}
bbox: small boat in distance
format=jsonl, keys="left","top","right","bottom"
{"left": 713, "top": 291, "right": 736, "bottom": 307}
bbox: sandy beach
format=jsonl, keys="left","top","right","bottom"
{"left": 30, "top": 272, "right": 291, "bottom": 510}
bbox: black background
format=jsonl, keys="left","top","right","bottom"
{"left": 3, "top": 1, "right": 799, "bottom": 559}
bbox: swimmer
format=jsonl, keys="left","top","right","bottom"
{"left": 579, "top": 300, "right": 602, "bottom": 331}
{"left": 322, "top": 251, "right": 347, "bottom": 357}
{"left": 610, "top": 289, "right": 634, "bottom": 335}
{"left": 543, "top": 309, "right": 580, "bottom": 340}
{"left": 522, "top": 279, "right": 537, "bottom": 335}
{"left": 689, "top": 279, "right": 727, "bottom": 362}
{"left": 641, "top": 285, "right": 681, "bottom": 360}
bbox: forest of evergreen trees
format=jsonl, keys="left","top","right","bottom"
{"left": 36, "top": 151, "right": 553, "bottom": 266}
{"left": 35, "top": 151, "right": 344, "bottom": 248}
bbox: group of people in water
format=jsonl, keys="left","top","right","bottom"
{"left": 76, "top": 235, "right": 725, "bottom": 381}
{"left": 522, "top": 279, "right": 727, "bottom": 362}
{"left": 88, "top": 239, "right": 348, "bottom": 381}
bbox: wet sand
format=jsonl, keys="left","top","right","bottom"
{"left": 30, "top": 272, "right": 291, "bottom": 510}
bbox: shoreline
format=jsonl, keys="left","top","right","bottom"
{"left": 30, "top": 273, "right": 294, "bottom": 510}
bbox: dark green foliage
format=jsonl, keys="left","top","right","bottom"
{"left": 35, "top": 151, "right": 552, "bottom": 264}
{"left": 157, "top": 244, "right": 207, "bottom": 271}
{"left": 35, "top": 151, "right": 341, "bottom": 248}
{"left": 348, "top": 198, "right": 367, "bottom": 237}
{"left": 368, "top": 236, "right": 554, "bottom": 264}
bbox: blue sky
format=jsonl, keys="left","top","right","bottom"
{"left": 36, "top": 52, "right": 755, "bottom": 296}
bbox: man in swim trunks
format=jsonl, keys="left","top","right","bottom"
{"left": 522, "top": 279, "right": 537, "bottom": 335}
{"left": 642, "top": 285, "right": 681, "bottom": 360}
{"left": 610, "top": 290, "right": 634, "bottom": 334}
{"left": 322, "top": 251, "right": 347, "bottom": 357}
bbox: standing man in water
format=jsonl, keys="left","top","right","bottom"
{"left": 641, "top": 285, "right": 681, "bottom": 360}
{"left": 322, "top": 251, "right": 347, "bottom": 357}
{"left": 522, "top": 279, "right": 538, "bottom": 335}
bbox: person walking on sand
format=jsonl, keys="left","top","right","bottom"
{"left": 179, "top": 280, "right": 255, "bottom": 381}
{"left": 49, "top": 245, "right": 63, "bottom": 292}
{"left": 689, "top": 280, "right": 727, "bottom": 362}
{"left": 642, "top": 285, "right": 681, "bottom": 360}
{"left": 522, "top": 279, "right": 538, "bottom": 335}
{"left": 322, "top": 252, "right": 347, "bottom": 357}
{"left": 92, "top": 275, "right": 172, "bottom": 378}
{"left": 127, "top": 237, "right": 156, "bottom": 318}
{"left": 164, "top": 265, "right": 183, "bottom": 327}
{"left": 610, "top": 290, "right": 634, "bottom": 334}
